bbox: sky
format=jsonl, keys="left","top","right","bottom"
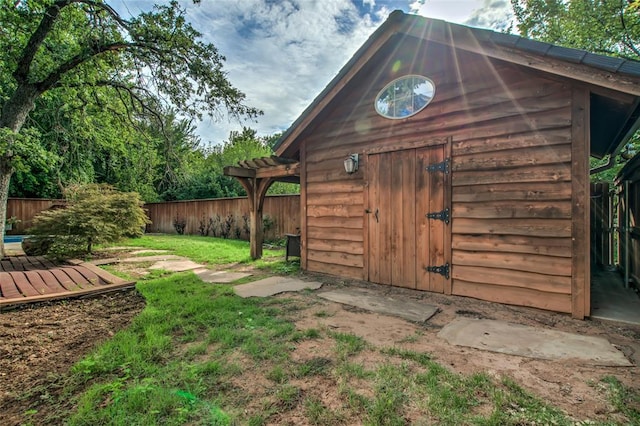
{"left": 114, "top": 0, "right": 514, "bottom": 146}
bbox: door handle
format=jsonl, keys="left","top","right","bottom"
{"left": 374, "top": 209, "right": 379, "bottom": 223}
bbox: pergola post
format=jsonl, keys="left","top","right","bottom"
{"left": 224, "top": 156, "right": 300, "bottom": 260}
{"left": 236, "top": 177, "right": 273, "bottom": 259}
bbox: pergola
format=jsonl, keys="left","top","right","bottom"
{"left": 223, "top": 156, "right": 300, "bottom": 259}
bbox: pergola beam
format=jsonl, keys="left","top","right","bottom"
{"left": 224, "top": 157, "right": 300, "bottom": 259}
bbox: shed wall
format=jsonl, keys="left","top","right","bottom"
{"left": 302, "top": 42, "right": 577, "bottom": 313}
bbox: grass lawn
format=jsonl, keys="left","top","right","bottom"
{"left": 117, "top": 234, "right": 284, "bottom": 265}
{"left": 43, "top": 235, "right": 640, "bottom": 424}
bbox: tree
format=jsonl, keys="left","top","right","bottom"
{"left": 26, "top": 183, "right": 149, "bottom": 257}
{"left": 0, "top": 0, "right": 261, "bottom": 255}
{"left": 511, "top": 0, "right": 640, "bottom": 181}
{"left": 511, "top": 0, "right": 639, "bottom": 59}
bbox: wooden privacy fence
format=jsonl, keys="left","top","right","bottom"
{"left": 6, "top": 195, "right": 301, "bottom": 242}
{"left": 615, "top": 155, "right": 640, "bottom": 288}
{"left": 6, "top": 198, "right": 66, "bottom": 234}
{"left": 144, "top": 195, "right": 301, "bottom": 241}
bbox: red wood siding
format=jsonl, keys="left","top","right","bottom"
{"left": 301, "top": 39, "right": 578, "bottom": 314}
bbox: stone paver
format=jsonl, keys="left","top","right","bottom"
{"left": 129, "top": 249, "right": 171, "bottom": 255}
{"left": 194, "top": 269, "right": 252, "bottom": 283}
{"left": 438, "top": 317, "right": 632, "bottom": 366}
{"left": 120, "top": 254, "right": 183, "bottom": 263}
{"left": 318, "top": 287, "right": 439, "bottom": 323}
{"left": 234, "top": 276, "right": 322, "bottom": 298}
{"left": 149, "top": 259, "right": 204, "bottom": 272}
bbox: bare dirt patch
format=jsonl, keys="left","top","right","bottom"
{"left": 289, "top": 275, "right": 640, "bottom": 423}
{"left": 0, "top": 289, "right": 145, "bottom": 425}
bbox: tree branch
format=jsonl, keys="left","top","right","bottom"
{"left": 13, "top": 0, "right": 72, "bottom": 83}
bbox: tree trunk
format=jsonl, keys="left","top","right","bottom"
{"left": 0, "top": 84, "right": 40, "bottom": 257}
{"left": 0, "top": 162, "right": 12, "bottom": 258}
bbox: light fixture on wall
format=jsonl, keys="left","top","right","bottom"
{"left": 344, "top": 154, "right": 359, "bottom": 174}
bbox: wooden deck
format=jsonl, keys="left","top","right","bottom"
{"left": 0, "top": 256, "right": 135, "bottom": 307}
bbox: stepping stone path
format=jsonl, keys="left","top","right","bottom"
{"left": 234, "top": 276, "right": 322, "bottom": 298}
{"left": 194, "top": 269, "right": 252, "bottom": 283}
{"left": 438, "top": 317, "right": 632, "bottom": 366}
{"left": 318, "top": 287, "right": 439, "bottom": 323}
{"left": 149, "top": 259, "right": 204, "bottom": 272}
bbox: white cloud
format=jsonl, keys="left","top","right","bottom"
{"left": 113, "top": 0, "right": 512, "bottom": 146}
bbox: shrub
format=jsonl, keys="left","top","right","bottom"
{"left": 27, "top": 184, "right": 150, "bottom": 258}
{"left": 173, "top": 216, "right": 187, "bottom": 235}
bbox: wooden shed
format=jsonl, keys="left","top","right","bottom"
{"left": 239, "top": 11, "right": 640, "bottom": 319}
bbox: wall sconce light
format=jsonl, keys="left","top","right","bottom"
{"left": 344, "top": 153, "right": 359, "bottom": 174}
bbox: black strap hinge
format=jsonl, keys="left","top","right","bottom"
{"left": 426, "top": 208, "right": 450, "bottom": 224}
{"left": 426, "top": 158, "right": 450, "bottom": 174}
{"left": 425, "top": 263, "right": 449, "bottom": 279}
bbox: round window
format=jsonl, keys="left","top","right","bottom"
{"left": 375, "top": 75, "right": 435, "bottom": 119}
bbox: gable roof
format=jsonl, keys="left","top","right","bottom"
{"left": 274, "top": 10, "right": 640, "bottom": 160}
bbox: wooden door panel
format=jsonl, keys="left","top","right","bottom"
{"left": 390, "top": 150, "right": 417, "bottom": 288}
{"left": 378, "top": 155, "right": 393, "bottom": 285}
{"left": 416, "top": 149, "right": 432, "bottom": 291}
{"left": 426, "top": 146, "right": 446, "bottom": 293}
{"left": 368, "top": 145, "right": 448, "bottom": 292}
{"left": 368, "top": 154, "right": 381, "bottom": 284}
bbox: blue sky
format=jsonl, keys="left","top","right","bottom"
{"left": 114, "top": 0, "right": 513, "bottom": 146}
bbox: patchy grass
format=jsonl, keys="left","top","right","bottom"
{"left": 62, "top": 272, "right": 310, "bottom": 425}
{"left": 116, "top": 234, "right": 283, "bottom": 265}
{"left": 34, "top": 235, "right": 638, "bottom": 424}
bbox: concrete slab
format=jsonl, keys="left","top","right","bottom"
{"left": 149, "top": 260, "right": 204, "bottom": 272}
{"left": 438, "top": 318, "right": 632, "bottom": 366}
{"left": 129, "top": 249, "right": 171, "bottom": 255}
{"left": 234, "top": 277, "right": 322, "bottom": 298}
{"left": 318, "top": 288, "right": 439, "bottom": 323}
{"left": 591, "top": 269, "right": 640, "bottom": 325}
{"left": 120, "top": 254, "right": 182, "bottom": 263}
{"left": 194, "top": 269, "right": 252, "bottom": 283}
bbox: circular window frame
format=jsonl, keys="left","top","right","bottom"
{"left": 374, "top": 74, "right": 435, "bottom": 120}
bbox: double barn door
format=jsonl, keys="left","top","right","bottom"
{"left": 367, "top": 145, "right": 450, "bottom": 293}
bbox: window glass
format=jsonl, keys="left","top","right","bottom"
{"left": 375, "top": 75, "right": 435, "bottom": 119}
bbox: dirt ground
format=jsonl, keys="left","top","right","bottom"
{"left": 1, "top": 265, "right": 639, "bottom": 425}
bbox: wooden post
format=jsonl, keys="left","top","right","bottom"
{"left": 571, "top": 88, "right": 590, "bottom": 319}
{"left": 223, "top": 159, "right": 298, "bottom": 260}
{"left": 235, "top": 176, "right": 274, "bottom": 260}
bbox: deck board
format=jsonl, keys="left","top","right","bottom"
{"left": 0, "top": 256, "right": 135, "bottom": 307}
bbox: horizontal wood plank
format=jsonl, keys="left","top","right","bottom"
{"left": 453, "top": 265, "right": 571, "bottom": 294}
{"left": 307, "top": 226, "right": 364, "bottom": 242}
{"left": 307, "top": 250, "right": 364, "bottom": 268}
{"left": 306, "top": 260, "right": 363, "bottom": 279}
{"left": 453, "top": 218, "right": 572, "bottom": 237}
{"left": 452, "top": 182, "right": 571, "bottom": 202}
{"left": 452, "top": 163, "right": 571, "bottom": 186}
{"left": 307, "top": 216, "right": 362, "bottom": 229}
{"left": 306, "top": 181, "right": 363, "bottom": 194}
{"left": 307, "top": 238, "right": 364, "bottom": 255}
{"left": 452, "top": 128, "right": 570, "bottom": 156}
{"left": 307, "top": 204, "right": 364, "bottom": 218}
{"left": 452, "top": 250, "right": 571, "bottom": 276}
{"left": 452, "top": 144, "right": 571, "bottom": 171}
{"left": 452, "top": 200, "right": 571, "bottom": 219}
{"left": 451, "top": 234, "right": 571, "bottom": 257}
{"left": 452, "top": 279, "right": 571, "bottom": 313}
{"left": 307, "top": 192, "right": 364, "bottom": 206}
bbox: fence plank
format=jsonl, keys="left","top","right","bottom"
{"left": 8, "top": 195, "right": 301, "bottom": 242}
